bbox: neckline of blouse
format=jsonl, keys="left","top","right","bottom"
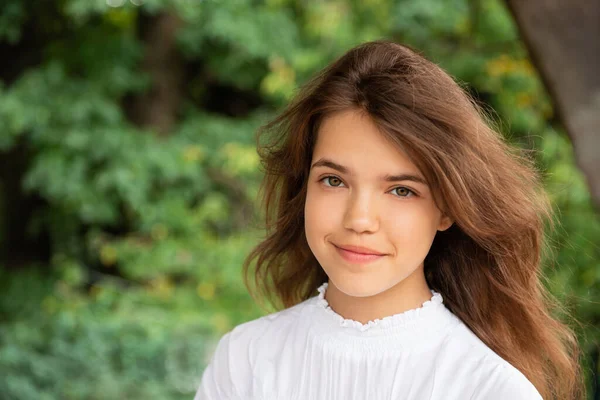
{"left": 314, "top": 282, "right": 446, "bottom": 333}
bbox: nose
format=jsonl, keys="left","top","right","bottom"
{"left": 342, "top": 191, "right": 380, "bottom": 234}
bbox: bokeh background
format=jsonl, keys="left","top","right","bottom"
{"left": 0, "top": 0, "right": 598, "bottom": 399}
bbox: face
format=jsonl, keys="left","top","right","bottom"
{"left": 304, "top": 109, "right": 452, "bottom": 298}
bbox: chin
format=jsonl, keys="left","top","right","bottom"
{"left": 329, "top": 276, "right": 398, "bottom": 298}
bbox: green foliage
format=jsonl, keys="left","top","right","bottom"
{"left": 0, "top": 0, "right": 25, "bottom": 44}
{"left": 0, "top": 269, "right": 223, "bottom": 400}
{"left": 0, "top": 0, "right": 598, "bottom": 398}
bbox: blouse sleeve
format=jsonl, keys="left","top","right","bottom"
{"left": 470, "top": 363, "right": 543, "bottom": 400}
{"left": 194, "top": 332, "right": 235, "bottom": 400}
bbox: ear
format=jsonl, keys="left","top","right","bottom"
{"left": 437, "top": 214, "right": 453, "bottom": 232}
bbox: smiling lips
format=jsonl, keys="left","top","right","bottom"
{"left": 334, "top": 244, "right": 387, "bottom": 264}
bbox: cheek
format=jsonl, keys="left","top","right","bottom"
{"left": 387, "top": 207, "right": 440, "bottom": 245}
{"left": 304, "top": 189, "right": 325, "bottom": 257}
{"left": 305, "top": 188, "right": 339, "bottom": 234}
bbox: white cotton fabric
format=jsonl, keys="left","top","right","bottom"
{"left": 194, "top": 282, "right": 542, "bottom": 400}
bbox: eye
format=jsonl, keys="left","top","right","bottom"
{"left": 390, "top": 186, "right": 416, "bottom": 198}
{"left": 320, "top": 175, "right": 346, "bottom": 187}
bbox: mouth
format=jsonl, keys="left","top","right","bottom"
{"left": 334, "top": 243, "right": 386, "bottom": 256}
{"left": 333, "top": 244, "right": 386, "bottom": 264}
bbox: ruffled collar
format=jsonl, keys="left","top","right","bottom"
{"left": 314, "top": 282, "right": 445, "bottom": 333}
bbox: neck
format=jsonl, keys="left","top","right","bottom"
{"left": 324, "top": 267, "right": 433, "bottom": 324}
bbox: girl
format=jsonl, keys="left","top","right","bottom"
{"left": 195, "top": 40, "right": 584, "bottom": 399}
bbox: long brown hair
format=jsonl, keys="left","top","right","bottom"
{"left": 243, "top": 40, "right": 584, "bottom": 399}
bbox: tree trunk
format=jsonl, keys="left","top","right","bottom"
{"left": 126, "top": 11, "right": 185, "bottom": 135}
{"left": 504, "top": 0, "right": 600, "bottom": 209}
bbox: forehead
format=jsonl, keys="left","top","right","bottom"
{"left": 312, "top": 109, "right": 422, "bottom": 176}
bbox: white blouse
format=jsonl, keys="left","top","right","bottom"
{"left": 195, "top": 282, "right": 542, "bottom": 400}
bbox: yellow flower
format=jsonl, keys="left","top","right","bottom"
{"left": 197, "top": 281, "right": 216, "bottom": 300}
{"left": 150, "top": 276, "right": 173, "bottom": 299}
{"left": 516, "top": 92, "right": 533, "bottom": 107}
{"left": 100, "top": 245, "right": 117, "bottom": 267}
{"left": 262, "top": 56, "right": 296, "bottom": 99}
{"left": 183, "top": 145, "right": 205, "bottom": 163}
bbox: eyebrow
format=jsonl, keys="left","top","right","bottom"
{"left": 310, "top": 158, "right": 429, "bottom": 186}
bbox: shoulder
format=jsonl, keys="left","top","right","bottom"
{"left": 194, "top": 298, "right": 314, "bottom": 399}
{"left": 439, "top": 319, "right": 542, "bottom": 399}
{"left": 223, "top": 297, "right": 313, "bottom": 359}
{"left": 469, "top": 360, "right": 543, "bottom": 400}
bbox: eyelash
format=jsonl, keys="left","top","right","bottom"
{"left": 318, "top": 175, "right": 417, "bottom": 198}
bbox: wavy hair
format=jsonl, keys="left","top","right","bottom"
{"left": 243, "top": 40, "right": 584, "bottom": 399}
